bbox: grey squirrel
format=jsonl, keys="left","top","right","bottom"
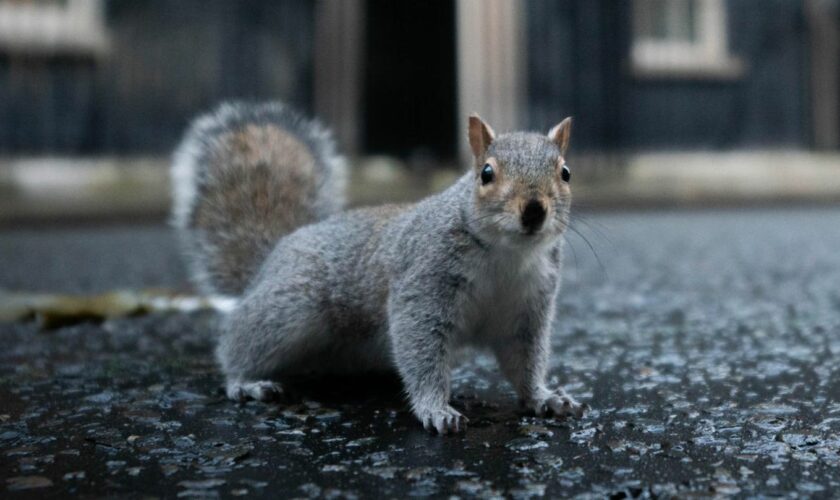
{"left": 171, "top": 101, "right": 587, "bottom": 434}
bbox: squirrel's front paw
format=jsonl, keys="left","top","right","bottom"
{"left": 415, "top": 405, "right": 468, "bottom": 435}
{"left": 528, "top": 388, "right": 589, "bottom": 419}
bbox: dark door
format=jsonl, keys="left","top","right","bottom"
{"left": 362, "top": 0, "right": 457, "bottom": 165}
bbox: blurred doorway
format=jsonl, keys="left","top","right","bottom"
{"left": 361, "top": 0, "right": 457, "bottom": 164}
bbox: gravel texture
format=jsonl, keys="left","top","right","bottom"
{"left": 2, "top": 208, "right": 840, "bottom": 498}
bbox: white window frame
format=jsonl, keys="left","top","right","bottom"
{"left": 0, "top": 0, "right": 109, "bottom": 56}
{"left": 631, "top": 0, "right": 743, "bottom": 79}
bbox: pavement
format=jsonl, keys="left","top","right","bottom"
{"left": 2, "top": 207, "right": 840, "bottom": 498}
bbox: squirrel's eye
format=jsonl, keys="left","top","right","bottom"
{"left": 480, "top": 163, "right": 495, "bottom": 185}
{"left": 561, "top": 164, "right": 571, "bottom": 183}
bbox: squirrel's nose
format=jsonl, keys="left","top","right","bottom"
{"left": 521, "top": 199, "right": 547, "bottom": 232}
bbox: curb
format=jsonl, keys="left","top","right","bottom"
{"left": 1, "top": 152, "right": 839, "bottom": 225}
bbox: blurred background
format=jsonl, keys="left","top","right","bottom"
{"left": 0, "top": 0, "right": 839, "bottom": 223}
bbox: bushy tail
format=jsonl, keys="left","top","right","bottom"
{"left": 171, "top": 101, "right": 346, "bottom": 295}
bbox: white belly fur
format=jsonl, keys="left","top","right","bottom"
{"left": 458, "top": 243, "right": 553, "bottom": 344}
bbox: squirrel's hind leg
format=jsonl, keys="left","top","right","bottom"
{"left": 216, "top": 278, "right": 332, "bottom": 403}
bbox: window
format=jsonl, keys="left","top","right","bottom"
{"left": 0, "top": 0, "right": 109, "bottom": 56}
{"left": 631, "top": 0, "right": 743, "bottom": 78}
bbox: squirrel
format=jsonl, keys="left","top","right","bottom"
{"left": 171, "top": 101, "right": 587, "bottom": 434}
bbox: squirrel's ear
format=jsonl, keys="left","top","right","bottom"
{"left": 548, "top": 117, "right": 572, "bottom": 155}
{"left": 468, "top": 114, "right": 495, "bottom": 159}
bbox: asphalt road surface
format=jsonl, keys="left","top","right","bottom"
{"left": 2, "top": 207, "right": 840, "bottom": 498}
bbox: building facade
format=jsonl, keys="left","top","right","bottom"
{"left": 0, "top": 0, "right": 837, "bottom": 158}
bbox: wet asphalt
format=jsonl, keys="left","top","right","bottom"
{"left": 2, "top": 207, "right": 840, "bottom": 498}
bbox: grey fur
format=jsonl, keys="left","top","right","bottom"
{"left": 173, "top": 104, "right": 586, "bottom": 434}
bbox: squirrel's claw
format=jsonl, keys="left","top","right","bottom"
{"left": 419, "top": 405, "right": 468, "bottom": 435}
{"left": 225, "top": 380, "right": 284, "bottom": 403}
{"left": 529, "top": 388, "right": 588, "bottom": 419}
